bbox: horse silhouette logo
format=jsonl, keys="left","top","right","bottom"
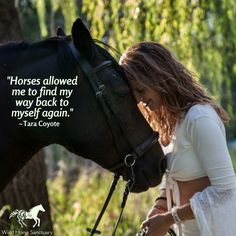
{"left": 9, "top": 204, "right": 45, "bottom": 228}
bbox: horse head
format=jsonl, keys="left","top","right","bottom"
{"left": 60, "top": 19, "right": 166, "bottom": 192}
{"left": 38, "top": 204, "right": 45, "bottom": 212}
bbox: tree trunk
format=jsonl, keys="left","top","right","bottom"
{"left": 0, "top": 0, "right": 53, "bottom": 232}
{"left": 0, "top": 0, "right": 22, "bottom": 42}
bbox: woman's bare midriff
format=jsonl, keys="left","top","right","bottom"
{"left": 176, "top": 176, "right": 211, "bottom": 205}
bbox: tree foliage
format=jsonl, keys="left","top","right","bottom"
{"left": 18, "top": 0, "right": 236, "bottom": 138}
{"left": 82, "top": 0, "right": 236, "bottom": 138}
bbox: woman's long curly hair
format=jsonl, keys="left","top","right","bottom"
{"left": 120, "top": 41, "right": 229, "bottom": 146}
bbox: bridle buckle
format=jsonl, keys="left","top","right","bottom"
{"left": 124, "top": 154, "right": 136, "bottom": 167}
{"left": 98, "top": 84, "right": 106, "bottom": 92}
{"left": 96, "top": 91, "right": 103, "bottom": 98}
{"left": 96, "top": 85, "right": 106, "bottom": 98}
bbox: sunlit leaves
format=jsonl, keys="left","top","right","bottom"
{"left": 34, "top": 0, "right": 48, "bottom": 37}
{"left": 31, "top": 0, "right": 236, "bottom": 137}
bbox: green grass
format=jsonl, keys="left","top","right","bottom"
{"left": 47, "top": 170, "right": 158, "bottom": 236}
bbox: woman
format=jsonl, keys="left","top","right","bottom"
{"left": 120, "top": 42, "right": 236, "bottom": 236}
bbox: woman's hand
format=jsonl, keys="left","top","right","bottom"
{"left": 147, "top": 199, "right": 167, "bottom": 219}
{"left": 147, "top": 206, "right": 165, "bottom": 219}
{"left": 141, "top": 212, "right": 173, "bottom": 236}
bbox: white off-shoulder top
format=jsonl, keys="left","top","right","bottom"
{"left": 159, "top": 104, "right": 236, "bottom": 236}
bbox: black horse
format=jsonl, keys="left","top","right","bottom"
{"left": 0, "top": 18, "right": 165, "bottom": 193}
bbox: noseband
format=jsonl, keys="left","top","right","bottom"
{"left": 66, "top": 41, "right": 160, "bottom": 235}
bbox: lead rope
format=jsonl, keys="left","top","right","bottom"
{"left": 87, "top": 173, "right": 120, "bottom": 236}
{"left": 87, "top": 156, "right": 136, "bottom": 236}
{"left": 87, "top": 166, "right": 176, "bottom": 236}
{"left": 112, "top": 164, "right": 136, "bottom": 236}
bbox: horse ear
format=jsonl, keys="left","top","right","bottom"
{"left": 71, "top": 18, "right": 95, "bottom": 60}
{"left": 57, "top": 27, "right": 66, "bottom": 37}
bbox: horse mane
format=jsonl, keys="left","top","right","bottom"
{"left": 0, "top": 36, "right": 124, "bottom": 79}
{"left": 0, "top": 39, "right": 56, "bottom": 64}
{"left": 0, "top": 37, "right": 77, "bottom": 79}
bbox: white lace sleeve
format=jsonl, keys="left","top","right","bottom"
{"left": 187, "top": 116, "right": 236, "bottom": 236}
{"left": 190, "top": 187, "right": 236, "bottom": 236}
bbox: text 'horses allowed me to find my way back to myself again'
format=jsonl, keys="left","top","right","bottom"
{"left": 0, "top": 17, "right": 166, "bottom": 193}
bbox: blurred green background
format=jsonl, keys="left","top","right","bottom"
{"left": 18, "top": 0, "right": 236, "bottom": 139}
{"left": 2, "top": 0, "right": 236, "bottom": 235}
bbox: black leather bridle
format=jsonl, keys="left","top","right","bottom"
{"left": 66, "top": 41, "right": 160, "bottom": 235}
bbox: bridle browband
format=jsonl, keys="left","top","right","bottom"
{"left": 65, "top": 40, "right": 160, "bottom": 235}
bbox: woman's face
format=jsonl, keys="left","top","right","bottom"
{"left": 129, "top": 79, "right": 162, "bottom": 111}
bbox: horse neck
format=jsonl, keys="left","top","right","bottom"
{"left": 1, "top": 40, "right": 83, "bottom": 146}
{"left": 30, "top": 206, "right": 41, "bottom": 215}
{"left": 0, "top": 41, "right": 68, "bottom": 191}
{"left": 1, "top": 44, "right": 60, "bottom": 140}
